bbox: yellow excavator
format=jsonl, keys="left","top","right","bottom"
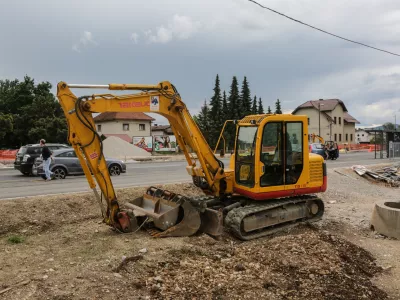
{"left": 57, "top": 81, "right": 327, "bottom": 240}
{"left": 311, "top": 133, "right": 325, "bottom": 144}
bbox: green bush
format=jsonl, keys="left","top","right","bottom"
{"left": 7, "top": 235, "right": 24, "bottom": 244}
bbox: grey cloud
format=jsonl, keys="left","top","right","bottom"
{"left": 0, "top": 0, "right": 400, "bottom": 126}
{"left": 134, "top": 14, "right": 202, "bottom": 44}
{"left": 72, "top": 31, "right": 97, "bottom": 52}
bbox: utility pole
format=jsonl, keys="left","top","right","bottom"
{"left": 319, "top": 102, "right": 321, "bottom": 136}
{"left": 318, "top": 101, "right": 324, "bottom": 137}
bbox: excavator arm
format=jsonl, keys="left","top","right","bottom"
{"left": 57, "top": 81, "right": 230, "bottom": 232}
{"left": 311, "top": 133, "right": 325, "bottom": 144}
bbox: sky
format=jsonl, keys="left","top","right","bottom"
{"left": 1, "top": 0, "right": 400, "bottom": 126}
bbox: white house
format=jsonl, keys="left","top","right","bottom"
{"left": 292, "top": 99, "right": 359, "bottom": 143}
{"left": 94, "top": 112, "right": 154, "bottom": 143}
{"left": 355, "top": 129, "right": 371, "bottom": 143}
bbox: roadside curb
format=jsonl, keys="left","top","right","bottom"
{"left": 0, "top": 167, "right": 14, "bottom": 171}
{"left": 123, "top": 155, "right": 231, "bottom": 164}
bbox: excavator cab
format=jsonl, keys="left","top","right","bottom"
{"left": 227, "top": 115, "right": 326, "bottom": 199}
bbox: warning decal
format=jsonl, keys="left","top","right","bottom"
{"left": 150, "top": 95, "right": 160, "bottom": 111}
{"left": 89, "top": 152, "right": 99, "bottom": 160}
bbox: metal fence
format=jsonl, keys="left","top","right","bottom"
{"left": 388, "top": 141, "right": 400, "bottom": 159}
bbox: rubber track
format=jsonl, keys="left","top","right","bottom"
{"left": 225, "top": 195, "right": 324, "bottom": 241}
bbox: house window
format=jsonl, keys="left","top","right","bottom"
{"left": 334, "top": 117, "right": 337, "bottom": 124}
{"left": 139, "top": 124, "right": 145, "bottom": 131}
{"left": 357, "top": 134, "right": 359, "bottom": 137}
{"left": 334, "top": 133, "right": 337, "bottom": 141}
{"left": 339, "top": 117, "right": 341, "bottom": 125}
{"left": 346, "top": 133, "right": 348, "bottom": 141}
{"left": 362, "top": 134, "right": 364, "bottom": 136}
{"left": 97, "top": 124, "right": 102, "bottom": 132}
{"left": 350, "top": 134, "right": 353, "bottom": 141}
{"left": 123, "top": 124, "right": 129, "bottom": 131}
{"left": 339, "top": 134, "right": 342, "bottom": 142}
{"left": 307, "top": 118, "right": 310, "bottom": 125}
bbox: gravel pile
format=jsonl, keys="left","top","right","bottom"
{"left": 103, "top": 136, "right": 150, "bottom": 159}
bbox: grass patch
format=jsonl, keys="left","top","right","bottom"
{"left": 7, "top": 235, "right": 24, "bottom": 244}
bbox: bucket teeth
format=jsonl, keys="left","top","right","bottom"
{"left": 146, "top": 228, "right": 162, "bottom": 237}
{"left": 126, "top": 187, "right": 204, "bottom": 238}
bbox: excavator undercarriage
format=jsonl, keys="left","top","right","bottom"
{"left": 119, "top": 187, "right": 324, "bottom": 240}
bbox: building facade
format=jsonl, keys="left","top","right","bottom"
{"left": 355, "top": 129, "right": 371, "bottom": 143}
{"left": 292, "top": 99, "right": 359, "bottom": 143}
{"left": 94, "top": 112, "right": 154, "bottom": 140}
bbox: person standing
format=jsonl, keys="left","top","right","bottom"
{"left": 40, "top": 139, "right": 53, "bottom": 181}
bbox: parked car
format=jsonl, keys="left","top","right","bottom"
{"left": 14, "top": 143, "right": 70, "bottom": 175}
{"left": 309, "top": 143, "right": 327, "bottom": 159}
{"left": 32, "top": 148, "right": 126, "bottom": 179}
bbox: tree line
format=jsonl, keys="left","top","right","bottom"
{"left": 0, "top": 76, "right": 68, "bottom": 149}
{"left": 194, "top": 74, "right": 283, "bottom": 150}
{"left": 0, "top": 74, "right": 281, "bottom": 151}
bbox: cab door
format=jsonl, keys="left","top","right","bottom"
{"left": 259, "top": 122, "right": 284, "bottom": 189}
{"left": 234, "top": 125, "right": 258, "bottom": 190}
{"left": 259, "top": 120, "right": 305, "bottom": 193}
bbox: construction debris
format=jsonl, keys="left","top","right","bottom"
{"left": 120, "top": 229, "right": 388, "bottom": 299}
{"left": 371, "top": 200, "right": 400, "bottom": 240}
{"left": 351, "top": 165, "right": 400, "bottom": 187}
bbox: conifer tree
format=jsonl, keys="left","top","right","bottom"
{"left": 227, "top": 76, "right": 240, "bottom": 150}
{"left": 252, "top": 95, "right": 257, "bottom": 114}
{"left": 196, "top": 100, "right": 210, "bottom": 141}
{"left": 239, "top": 76, "right": 252, "bottom": 118}
{"left": 219, "top": 90, "right": 231, "bottom": 152}
{"left": 258, "top": 97, "right": 264, "bottom": 114}
{"left": 209, "top": 74, "right": 223, "bottom": 147}
{"left": 228, "top": 76, "right": 240, "bottom": 120}
{"left": 275, "top": 99, "right": 282, "bottom": 114}
{"left": 222, "top": 90, "right": 228, "bottom": 120}
{"left": 267, "top": 105, "right": 272, "bottom": 114}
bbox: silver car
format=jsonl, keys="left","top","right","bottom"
{"left": 33, "top": 148, "right": 127, "bottom": 179}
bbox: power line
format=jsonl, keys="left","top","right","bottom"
{"left": 248, "top": 0, "right": 400, "bottom": 57}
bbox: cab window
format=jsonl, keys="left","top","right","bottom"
{"left": 235, "top": 126, "right": 258, "bottom": 187}
{"left": 260, "top": 122, "right": 284, "bottom": 187}
{"left": 260, "top": 121, "right": 304, "bottom": 187}
{"left": 285, "top": 122, "right": 303, "bottom": 184}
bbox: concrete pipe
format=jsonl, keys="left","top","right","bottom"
{"left": 371, "top": 201, "right": 400, "bottom": 239}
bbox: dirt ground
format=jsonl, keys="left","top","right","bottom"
{"left": 0, "top": 165, "right": 399, "bottom": 299}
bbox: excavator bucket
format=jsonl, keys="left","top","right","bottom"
{"left": 123, "top": 187, "right": 202, "bottom": 237}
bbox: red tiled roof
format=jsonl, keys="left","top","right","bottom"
{"left": 292, "top": 99, "right": 348, "bottom": 114}
{"left": 343, "top": 112, "right": 360, "bottom": 123}
{"left": 103, "top": 134, "right": 132, "bottom": 143}
{"left": 94, "top": 112, "right": 155, "bottom": 122}
{"left": 152, "top": 125, "right": 174, "bottom": 135}
{"left": 152, "top": 125, "right": 170, "bottom": 130}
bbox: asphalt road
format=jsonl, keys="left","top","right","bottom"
{"left": 0, "top": 152, "right": 395, "bottom": 200}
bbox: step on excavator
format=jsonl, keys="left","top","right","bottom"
{"left": 57, "top": 81, "right": 327, "bottom": 240}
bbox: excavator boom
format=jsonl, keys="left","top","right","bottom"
{"left": 57, "top": 81, "right": 228, "bottom": 235}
